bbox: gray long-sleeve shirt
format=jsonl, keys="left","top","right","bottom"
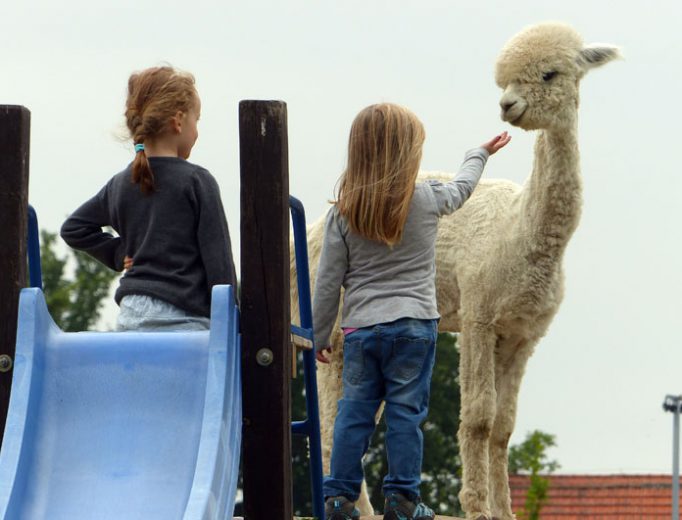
{"left": 61, "top": 157, "right": 237, "bottom": 318}
{"left": 312, "top": 147, "right": 489, "bottom": 350}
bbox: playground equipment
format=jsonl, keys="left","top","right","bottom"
{"left": 1, "top": 208, "right": 242, "bottom": 518}
{"left": 0, "top": 192, "right": 324, "bottom": 520}
{"left": 26, "top": 206, "right": 41, "bottom": 290}
{"left": 0, "top": 284, "right": 240, "bottom": 520}
{"left": 0, "top": 101, "right": 323, "bottom": 520}
{"left": 290, "top": 196, "right": 325, "bottom": 520}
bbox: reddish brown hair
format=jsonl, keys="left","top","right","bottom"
{"left": 125, "top": 66, "right": 197, "bottom": 194}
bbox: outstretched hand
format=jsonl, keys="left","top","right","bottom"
{"left": 482, "top": 131, "right": 512, "bottom": 155}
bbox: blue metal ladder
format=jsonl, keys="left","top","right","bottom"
{"left": 27, "top": 205, "right": 42, "bottom": 288}
{"left": 289, "top": 196, "right": 325, "bottom": 520}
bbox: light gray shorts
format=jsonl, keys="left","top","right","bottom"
{"left": 116, "top": 294, "right": 210, "bottom": 332}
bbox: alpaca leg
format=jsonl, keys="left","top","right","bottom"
{"left": 488, "top": 343, "right": 534, "bottom": 520}
{"left": 316, "top": 336, "right": 344, "bottom": 475}
{"left": 457, "top": 322, "right": 497, "bottom": 520}
{"left": 356, "top": 480, "right": 373, "bottom": 515}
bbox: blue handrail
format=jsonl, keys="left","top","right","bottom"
{"left": 289, "top": 196, "right": 325, "bottom": 520}
{"left": 27, "top": 205, "right": 42, "bottom": 289}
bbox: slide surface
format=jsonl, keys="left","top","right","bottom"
{"left": 0, "top": 285, "right": 241, "bottom": 520}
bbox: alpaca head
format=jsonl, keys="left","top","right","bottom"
{"left": 495, "top": 22, "right": 620, "bottom": 131}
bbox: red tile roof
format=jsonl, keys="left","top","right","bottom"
{"left": 509, "top": 474, "right": 681, "bottom": 519}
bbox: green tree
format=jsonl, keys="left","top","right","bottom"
{"left": 508, "top": 430, "right": 560, "bottom": 520}
{"left": 40, "top": 230, "right": 118, "bottom": 331}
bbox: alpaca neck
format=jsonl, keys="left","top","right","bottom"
{"left": 519, "top": 124, "right": 582, "bottom": 258}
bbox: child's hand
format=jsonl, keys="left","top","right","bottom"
{"left": 481, "top": 131, "right": 511, "bottom": 155}
{"left": 123, "top": 256, "right": 133, "bottom": 270}
{"left": 316, "top": 347, "right": 332, "bottom": 364}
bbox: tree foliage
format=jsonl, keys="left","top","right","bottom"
{"left": 40, "top": 230, "right": 118, "bottom": 331}
{"left": 508, "top": 430, "right": 560, "bottom": 520}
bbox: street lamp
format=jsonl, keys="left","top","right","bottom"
{"left": 663, "top": 395, "right": 682, "bottom": 520}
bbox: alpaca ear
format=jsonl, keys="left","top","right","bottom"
{"left": 578, "top": 44, "right": 622, "bottom": 70}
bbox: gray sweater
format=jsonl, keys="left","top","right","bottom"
{"left": 61, "top": 157, "right": 237, "bottom": 318}
{"left": 312, "top": 147, "right": 489, "bottom": 350}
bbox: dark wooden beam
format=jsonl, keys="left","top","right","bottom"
{"left": 0, "top": 106, "right": 30, "bottom": 446}
{"left": 239, "top": 100, "right": 292, "bottom": 520}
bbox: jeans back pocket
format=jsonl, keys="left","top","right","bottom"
{"left": 389, "top": 336, "right": 430, "bottom": 383}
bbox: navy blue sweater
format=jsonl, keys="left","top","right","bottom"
{"left": 61, "top": 157, "right": 237, "bottom": 317}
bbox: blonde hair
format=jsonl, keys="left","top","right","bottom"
{"left": 124, "top": 66, "right": 197, "bottom": 194}
{"left": 336, "top": 103, "right": 425, "bottom": 245}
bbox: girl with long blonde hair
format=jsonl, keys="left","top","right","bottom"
{"left": 313, "top": 103, "right": 510, "bottom": 520}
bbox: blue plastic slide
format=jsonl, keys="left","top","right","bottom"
{"left": 0, "top": 285, "right": 241, "bottom": 520}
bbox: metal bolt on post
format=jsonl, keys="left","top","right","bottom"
{"left": 256, "top": 348, "right": 274, "bottom": 366}
{"left": 0, "top": 356, "right": 12, "bottom": 373}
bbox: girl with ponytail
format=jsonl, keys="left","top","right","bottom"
{"left": 61, "top": 66, "right": 237, "bottom": 331}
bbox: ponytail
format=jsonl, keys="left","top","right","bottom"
{"left": 131, "top": 145, "right": 155, "bottom": 194}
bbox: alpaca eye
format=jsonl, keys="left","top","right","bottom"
{"left": 542, "top": 71, "right": 557, "bottom": 82}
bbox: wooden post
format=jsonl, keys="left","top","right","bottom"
{"left": 0, "top": 106, "right": 30, "bottom": 446}
{"left": 239, "top": 100, "right": 292, "bottom": 520}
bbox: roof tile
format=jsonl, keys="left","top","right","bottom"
{"left": 509, "top": 474, "right": 681, "bottom": 519}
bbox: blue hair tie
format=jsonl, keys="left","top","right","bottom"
{"left": 134, "top": 143, "right": 145, "bottom": 153}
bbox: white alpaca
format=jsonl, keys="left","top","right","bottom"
{"left": 291, "top": 23, "right": 619, "bottom": 519}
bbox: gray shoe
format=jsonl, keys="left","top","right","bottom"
{"left": 325, "top": 496, "right": 361, "bottom": 520}
{"left": 383, "top": 492, "right": 435, "bottom": 520}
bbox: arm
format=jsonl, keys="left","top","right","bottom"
{"left": 312, "top": 208, "right": 348, "bottom": 353}
{"left": 429, "top": 132, "right": 511, "bottom": 216}
{"left": 194, "top": 171, "right": 239, "bottom": 300}
{"left": 60, "top": 185, "right": 125, "bottom": 271}
{"left": 429, "top": 147, "right": 489, "bottom": 216}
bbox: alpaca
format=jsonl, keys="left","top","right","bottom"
{"left": 291, "top": 23, "right": 620, "bottom": 519}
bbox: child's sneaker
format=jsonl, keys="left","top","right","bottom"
{"left": 325, "top": 496, "right": 361, "bottom": 520}
{"left": 383, "top": 491, "right": 435, "bottom": 520}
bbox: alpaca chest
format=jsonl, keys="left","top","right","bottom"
{"left": 491, "top": 268, "right": 565, "bottom": 340}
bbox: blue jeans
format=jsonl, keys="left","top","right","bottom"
{"left": 323, "top": 317, "right": 438, "bottom": 501}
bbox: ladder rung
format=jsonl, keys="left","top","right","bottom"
{"left": 290, "top": 325, "right": 314, "bottom": 351}
{"left": 292, "top": 420, "right": 310, "bottom": 436}
{"left": 291, "top": 334, "right": 313, "bottom": 351}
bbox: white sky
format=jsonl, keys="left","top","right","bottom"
{"left": 3, "top": 0, "right": 681, "bottom": 475}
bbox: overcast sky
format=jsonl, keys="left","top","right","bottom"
{"left": 3, "top": 0, "right": 681, "bottom": 475}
